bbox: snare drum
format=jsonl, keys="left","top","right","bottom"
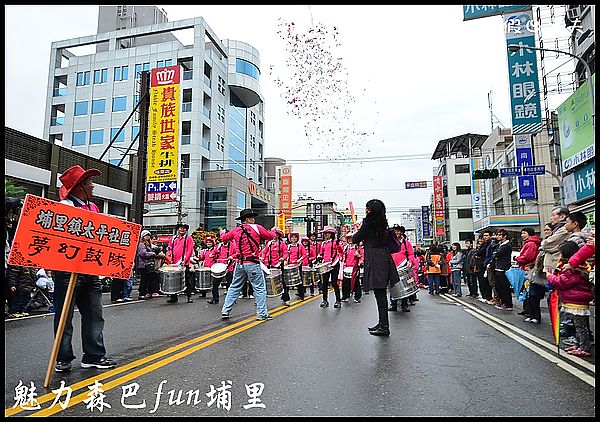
{"left": 159, "top": 264, "right": 185, "bottom": 294}
{"left": 210, "top": 263, "right": 227, "bottom": 279}
{"left": 390, "top": 263, "right": 418, "bottom": 300}
{"left": 194, "top": 268, "right": 212, "bottom": 291}
{"left": 302, "top": 266, "right": 316, "bottom": 287}
{"left": 314, "top": 262, "right": 332, "bottom": 275}
{"left": 343, "top": 267, "right": 354, "bottom": 279}
{"left": 283, "top": 264, "right": 301, "bottom": 287}
{"left": 265, "top": 268, "right": 283, "bottom": 297}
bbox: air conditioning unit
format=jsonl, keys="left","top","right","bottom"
{"left": 566, "top": 6, "right": 581, "bottom": 21}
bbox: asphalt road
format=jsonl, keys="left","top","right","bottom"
{"left": 5, "top": 286, "right": 596, "bottom": 417}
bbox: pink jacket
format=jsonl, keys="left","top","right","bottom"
{"left": 261, "top": 238, "right": 289, "bottom": 268}
{"left": 343, "top": 244, "right": 364, "bottom": 268}
{"left": 319, "top": 239, "right": 343, "bottom": 265}
{"left": 568, "top": 242, "right": 595, "bottom": 268}
{"left": 199, "top": 247, "right": 218, "bottom": 268}
{"left": 515, "top": 236, "right": 542, "bottom": 269}
{"left": 216, "top": 241, "right": 237, "bottom": 272}
{"left": 166, "top": 234, "right": 195, "bottom": 266}
{"left": 220, "top": 224, "right": 274, "bottom": 264}
{"left": 287, "top": 243, "right": 307, "bottom": 265}
{"left": 547, "top": 269, "right": 593, "bottom": 306}
{"left": 303, "top": 242, "right": 320, "bottom": 265}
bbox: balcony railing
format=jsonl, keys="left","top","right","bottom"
{"left": 202, "top": 138, "right": 210, "bottom": 150}
{"left": 51, "top": 117, "right": 65, "bottom": 126}
{"left": 204, "top": 75, "right": 211, "bottom": 88}
{"left": 53, "top": 87, "right": 67, "bottom": 97}
{"left": 182, "top": 102, "right": 192, "bottom": 112}
{"left": 183, "top": 70, "right": 193, "bottom": 80}
{"left": 181, "top": 134, "right": 191, "bottom": 145}
{"left": 203, "top": 106, "right": 211, "bottom": 119}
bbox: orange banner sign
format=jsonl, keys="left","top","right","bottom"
{"left": 8, "top": 194, "right": 141, "bottom": 278}
{"left": 280, "top": 165, "right": 292, "bottom": 219}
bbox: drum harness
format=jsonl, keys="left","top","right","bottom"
{"left": 237, "top": 225, "right": 261, "bottom": 265}
{"left": 218, "top": 242, "right": 233, "bottom": 267}
{"left": 169, "top": 234, "right": 189, "bottom": 268}
{"left": 267, "top": 238, "right": 286, "bottom": 272}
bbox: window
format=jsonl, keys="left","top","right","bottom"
{"left": 156, "top": 59, "right": 173, "bottom": 68}
{"left": 249, "top": 134, "right": 256, "bottom": 149}
{"left": 91, "top": 99, "right": 106, "bottom": 114}
{"left": 110, "top": 128, "right": 125, "bottom": 143}
{"left": 112, "top": 96, "right": 127, "bottom": 112}
{"left": 235, "top": 58, "right": 260, "bottom": 80}
{"left": 458, "top": 232, "right": 475, "bottom": 241}
{"left": 74, "top": 101, "right": 88, "bottom": 116}
{"left": 456, "top": 186, "right": 471, "bottom": 195}
{"left": 181, "top": 121, "right": 191, "bottom": 145}
{"left": 181, "top": 154, "right": 190, "bottom": 178}
{"left": 76, "top": 71, "right": 91, "bottom": 86}
{"left": 250, "top": 111, "right": 256, "bottom": 125}
{"left": 217, "top": 134, "right": 224, "bottom": 151}
{"left": 114, "top": 65, "right": 129, "bottom": 81}
{"left": 218, "top": 76, "right": 225, "bottom": 95}
{"left": 135, "top": 62, "right": 150, "bottom": 78}
{"left": 455, "top": 164, "right": 470, "bottom": 174}
{"left": 217, "top": 105, "right": 225, "bottom": 123}
{"left": 109, "top": 159, "right": 122, "bottom": 167}
{"left": 132, "top": 126, "right": 140, "bottom": 140}
{"left": 93, "top": 68, "right": 108, "bottom": 84}
{"left": 249, "top": 159, "right": 255, "bottom": 173}
{"left": 89, "top": 129, "right": 104, "bottom": 145}
{"left": 202, "top": 136, "right": 210, "bottom": 150}
{"left": 457, "top": 209, "right": 473, "bottom": 219}
{"left": 72, "top": 131, "right": 86, "bottom": 146}
{"left": 107, "top": 201, "right": 126, "bottom": 218}
{"left": 237, "top": 190, "right": 246, "bottom": 210}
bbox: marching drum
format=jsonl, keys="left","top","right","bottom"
{"left": 314, "top": 262, "right": 332, "bottom": 275}
{"left": 194, "top": 267, "right": 212, "bottom": 291}
{"left": 159, "top": 265, "right": 185, "bottom": 294}
{"left": 265, "top": 268, "right": 284, "bottom": 297}
{"left": 283, "top": 264, "right": 302, "bottom": 287}
{"left": 389, "top": 260, "right": 419, "bottom": 300}
{"left": 210, "top": 263, "right": 228, "bottom": 279}
{"left": 302, "top": 266, "right": 317, "bottom": 287}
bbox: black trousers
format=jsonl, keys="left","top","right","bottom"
{"left": 373, "top": 288, "right": 389, "bottom": 328}
{"left": 466, "top": 273, "right": 478, "bottom": 296}
{"left": 494, "top": 270, "right": 513, "bottom": 308}
{"left": 528, "top": 296, "right": 542, "bottom": 320}
{"left": 242, "top": 279, "right": 254, "bottom": 297}
{"left": 225, "top": 271, "right": 233, "bottom": 289}
{"left": 477, "top": 271, "right": 492, "bottom": 300}
{"left": 321, "top": 264, "right": 341, "bottom": 303}
{"left": 110, "top": 277, "right": 124, "bottom": 301}
{"left": 170, "top": 267, "right": 193, "bottom": 301}
{"left": 211, "top": 275, "right": 222, "bottom": 301}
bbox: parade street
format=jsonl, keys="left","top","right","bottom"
{"left": 5, "top": 287, "right": 595, "bottom": 417}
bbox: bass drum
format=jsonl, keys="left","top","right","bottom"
{"left": 302, "top": 266, "right": 316, "bottom": 287}
{"left": 159, "top": 265, "right": 185, "bottom": 294}
{"left": 265, "top": 268, "right": 283, "bottom": 297}
{"left": 195, "top": 268, "right": 212, "bottom": 291}
{"left": 283, "top": 264, "right": 301, "bottom": 287}
{"left": 389, "top": 261, "right": 418, "bottom": 300}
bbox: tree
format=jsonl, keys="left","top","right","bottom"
{"left": 5, "top": 179, "right": 26, "bottom": 199}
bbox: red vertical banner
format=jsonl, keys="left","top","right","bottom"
{"left": 280, "top": 165, "right": 292, "bottom": 221}
{"left": 433, "top": 176, "right": 445, "bottom": 237}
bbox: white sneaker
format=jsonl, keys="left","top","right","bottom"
{"left": 477, "top": 298, "right": 488, "bottom": 303}
{"left": 524, "top": 317, "right": 532, "bottom": 322}
{"left": 283, "top": 300, "right": 291, "bottom": 306}
{"left": 249, "top": 295, "right": 254, "bottom": 299}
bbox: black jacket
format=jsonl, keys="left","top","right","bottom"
{"left": 491, "top": 241, "right": 512, "bottom": 271}
{"left": 352, "top": 226, "right": 399, "bottom": 290}
{"left": 464, "top": 247, "right": 477, "bottom": 274}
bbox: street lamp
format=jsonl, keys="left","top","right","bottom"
{"left": 507, "top": 44, "right": 595, "bottom": 133}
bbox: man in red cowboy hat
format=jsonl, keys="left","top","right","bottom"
{"left": 261, "top": 227, "right": 291, "bottom": 306}
{"left": 53, "top": 165, "right": 116, "bottom": 373}
{"left": 165, "top": 222, "right": 196, "bottom": 303}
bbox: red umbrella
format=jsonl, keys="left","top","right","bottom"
{"left": 548, "top": 289, "right": 560, "bottom": 354}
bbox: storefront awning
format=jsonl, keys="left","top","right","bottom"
{"left": 473, "top": 214, "right": 540, "bottom": 232}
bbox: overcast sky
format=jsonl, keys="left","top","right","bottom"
{"left": 4, "top": 5, "right": 574, "bottom": 223}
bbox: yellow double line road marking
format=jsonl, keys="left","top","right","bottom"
{"left": 6, "top": 293, "right": 323, "bottom": 417}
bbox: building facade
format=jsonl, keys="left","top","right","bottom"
{"left": 43, "top": 6, "right": 270, "bottom": 233}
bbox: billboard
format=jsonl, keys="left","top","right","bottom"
{"left": 279, "top": 166, "right": 292, "bottom": 220}
{"left": 8, "top": 195, "right": 141, "bottom": 279}
{"left": 514, "top": 134, "right": 536, "bottom": 199}
{"left": 405, "top": 181, "right": 428, "bottom": 189}
{"left": 470, "top": 158, "right": 483, "bottom": 221}
{"left": 557, "top": 74, "right": 595, "bottom": 173}
{"left": 563, "top": 160, "right": 595, "bottom": 205}
{"left": 433, "top": 176, "right": 445, "bottom": 237}
{"left": 504, "top": 9, "right": 543, "bottom": 135}
{"left": 146, "top": 65, "right": 181, "bottom": 202}
{"left": 421, "top": 206, "right": 431, "bottom": 239}
{"left": 463, "top": 5, "right": 528, "bottom": 21}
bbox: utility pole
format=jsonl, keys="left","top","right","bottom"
{"left": 133, "top": 71, "right": 150, "bottom": 225}
{"left": 177, "top": 170, "right": 184, "bottom": 224}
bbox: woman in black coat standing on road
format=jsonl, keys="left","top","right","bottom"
{"left": 352, "top": 199, "right": 400, "bottom": 337}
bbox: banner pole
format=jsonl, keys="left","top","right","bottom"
{"left": 44, "top": 272, "right": 78, "bottom": 388}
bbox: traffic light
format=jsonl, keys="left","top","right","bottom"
{"left": 472, "top": 169, "right": 499, "bottom": 180}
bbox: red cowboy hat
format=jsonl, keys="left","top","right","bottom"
{"left": 271, "top": 227, "right": 285, "bottom": 237}
{"left": 59, "top": 165, "right": 101, "bottom": 200}
{"left": 320, "top": 225, "right": 336, "bottom": 234}
{"left": 287, "top": 231, "right": 300, "bottom": 241}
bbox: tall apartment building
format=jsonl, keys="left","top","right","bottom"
{"left": 431, "top": 133, "right": 488, "bottom": 247}
{"left": 43, "top": 6, "right": 274, "bottom": 233}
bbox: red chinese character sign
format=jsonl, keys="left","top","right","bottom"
{"left": 146, "top": 65, "right": 181, "bottom": 202}
{"left": 433, "top": 176, "right": 445, "bottom": 237}
{"left": 280, "top": 166, "right": 292, "bottom": 220}
{"left": 8, "top": 195, "right": 141, "bottom": 278}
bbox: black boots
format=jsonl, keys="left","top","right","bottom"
{"left": 387, "top": 305, "right": 398, "bottom": 312}
{"left": 368, "top": 323, "right": 380, "bottom": 331}
{"left": 369, "top": 325, "right": 390, "bottom": 337}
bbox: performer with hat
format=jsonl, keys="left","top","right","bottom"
{"left": 286, "top": 231, "right": 308, "bottom": 300}
{"left": 300, "top": 236, "right": 317, "bottom": 296}
{"left": 220, "top": 209, "right": 275, "bottom": 320}
{"left": 308, "top": 231, "right": 322, "bottom": 293}
{"left": 165, "top": 223, "right": 195, "bottom": 303}
{"left": 261, "top": 227, "right": 291, "bottom": 306}
{"left": 341, "top": 232, "right": 364, "bottom": 303}
{"left": 214, "top": 231, "right": 237, "bottom": 295}
{"left": 317, "top": 226, "right": 344, "bottom": 308}
{"left": 53, "top": 165, "right": 116, "bottom": 372}
{"left": 200, "top": 237, "right": 220, "bottom": 304}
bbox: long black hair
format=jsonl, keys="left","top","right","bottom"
{"left": 361, "top": 199, "right": 389, "bottom": 239}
